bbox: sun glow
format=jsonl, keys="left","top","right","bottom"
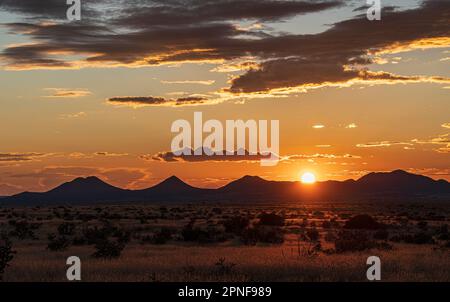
{"left": 300, "top": 172, "right": 316, "bottom": 184}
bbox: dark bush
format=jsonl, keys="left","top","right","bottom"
{"left": 373, "top": 229, "right": 389, "bottom": 240}
{"left": 417, "top": 221, "right": 428, "bottom": 230}
{"left": 47, "top": 234, "right": 71, "bottom": 251}
{"left": 82, "top": 224, "right": 129, "bottom": 245}
{"left": 334, "top": 230, "right": 376, "bottom": 253}
{"left": 82, "top": 227, "right": 109, "bottom": 244}
{"left": 0, "top": 234, "right": 16, "bottom": 281}
{"left": 155, "top": 228, "right": 173, "bottom": 243}
{"left": 240, "top": 226, "right": 284, "bottom": 245}
{"left": 321, "top": 220, "right": 332, "bottom": 229}
{"left": 9, "top": 220, "right": 40, "bottom": 240}
{"left": 181, "top": 224, "right": 225, "bottom": 243}
{"left": 92, "top": 240, "right": 125, "bottom": 259}
{"left": 306, "top": 228, "right": 320, "bottom": 241}
{"left": 344, "top": 215, "right": 382, "bottom": 230}
{"left": 72, "top": 236, "right": 87, "bottom": 246}
{"left": 58, "top": 222, "right": 76, "bottom": 236}
{"left": 258, "top": 213, "right": 285, "bottom": 226}
{"left": 390, "top": 232, "right": 435, "bottom": 245}
{"left": 436, "top": 224, "right": 448, "bottom": 240}
{"left": 150, "top": 228, "right": 173, "bottom": 244}
{"left": 214, "top": 258, "right": 236, "bottom": 275}
{"left": 223, "top": 216, "right": 249, "bottom": 235}
{"left": 212, "top": 208, "right": 222, "bottom": 215}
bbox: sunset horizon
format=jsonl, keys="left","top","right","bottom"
{"left": 1, "top": 0, "right": 449, "bottom": 196}
{"left": 0, "top": 0, "right": 449, "bottom": 286}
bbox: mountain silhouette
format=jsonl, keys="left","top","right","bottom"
{"left": 1, "top": 170, "right": 449, "bottom": 205}
{"left": 356, "top": 169, "right": 448, "bottom": 193}
{"left": 132, "top": 175, "right": 213, "bottom": 202}
{"left": 4, "top": 176, "right": 130, "bottom": 205}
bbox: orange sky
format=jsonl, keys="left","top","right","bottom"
{"left": 0, "top": 0, "right": 449, "bottom": 195}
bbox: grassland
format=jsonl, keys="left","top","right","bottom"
{"left": 1, "top": 201, "right": 449, "bottom": 282}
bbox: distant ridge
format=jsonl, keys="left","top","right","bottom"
{"left": 4, "top": 176, "right": 130, "bottom": 205}
{"left": 1, "top": 170, "right": 449, "bottom": 206}
{"left": 356, "top": 170, "right": 449, "bottom": 194}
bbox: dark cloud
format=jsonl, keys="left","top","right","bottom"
{"left": 108, "top": 96, "right": 207, "bottom": 107}
{"left": 146, "top": 148, "right": 275, "bottom": 163}
{"left": 1, "top": 0, "right": 449, "bottom": 93}
{"left": 228, "top": 0, "right": 450, "bottom": 93}
{"left": 1, "top": 0, "right": 73, "bottom": 18}
{"left": 114, "top": 0, "right": 344, "bottom": 28}
{"left": 146, "top": 149, "right": 362, "bottom": 163}
{"left": 0, "top": 0, "right": 105, "bottom": 20}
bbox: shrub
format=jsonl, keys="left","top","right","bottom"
{"left": 390, "top": 232, "right": 435, "bottom": 245}
{"left": 9, "top": 220, "right": 40, "bottom": 240}
{"left": 373, "top": 229, "right": 389, "bottom": 240}
{"left": 306, "top": 228, "right": 320, "bottom": 241}
{"left": 181, "top": 224, "right": 225, "bottom": 243}
{"left": 57, "top": 222, "right": 76, "bottom": 236}
{"left": 223, "top": 216, "right": 249, "bottom": 235}
{"left": 82, "top": 227, "right": 109, "bottom": 244}
{"left": 92, "top": 240, "right": 125, "bottom": 259}
{"left": 240, "top": 226, "right": 284, "bottom": 245}
{"left": 150, "top": 228, "right": 173, "bottom": 244}
{"left": 72, "top": 236, "right": 87, "bottom": 246}
{"left": 212, "top": 208, "right": 222, "bottom": 215}
{"left": 324, "top": 231, "right": 337, "bottom": 242}
{"left": 436, "top": 224, "right": 449, "bottom": 240}
{"left": 214, "top": 258, "right": 236, "bottom": 275}
{"left": 344, "top": 215, "right": 382, "bottom": 230}
{"left": 417, "top": 221, "right": 428, "bottom": 230}
{"left": 0, "top": 235, "right": 16, "bottom": 281}
{"left": 258, "top": 213, "right": 285, "bottom": 226}
{"left": 82, "top": 224, "right": 130, "bottom": 245}
{"left": 321, "top": 220, "right": 332, "bottom": 229}
{"left": 47, "top": 234, "right": 71, "bottom": 251}
{"left": 334, "top": 230, "right": 376, "bottom": 253}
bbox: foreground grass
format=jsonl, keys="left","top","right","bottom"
{"left": 4, "top": 242, "right": 449, "bottom": 282}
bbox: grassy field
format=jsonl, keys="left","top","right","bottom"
{"left": 1, "top": 201, "right": 449, "bottom": 282}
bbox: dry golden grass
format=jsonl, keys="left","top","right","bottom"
{"left": 4, "top": 242, "right": 449, "bottom": 282}
{"left": 1, "top": 202, "right": 449, "bottom": 282}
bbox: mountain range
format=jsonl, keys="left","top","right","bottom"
{"left": 1, "top": 170, "right": 449, "bottom": 206}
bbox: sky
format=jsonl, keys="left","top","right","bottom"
{"left": 0, "top": 0, "right": 449, "bottom": 195}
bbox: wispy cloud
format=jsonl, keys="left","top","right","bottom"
{"left": 412, "top": 134, "right": 450, "bottom": 153}
{"left": 44, "top": 88, "right": 91, "bottom": 98}
{"left": 107, "top": 96, "right": 212, "bottom": 107}
{"left": 357, "top": 134, "right": 450, "bottom": 153}
{"left": 346, "top": 123, "right": 358, "bottom": 129}
{"left": 160, "top": 80, "right": 215, "bottom": 85}
{"left": 59, "top": 112, "right": 87, "bottom": 119}
{"left": 356, "top": 141, "right": 413, "bottom": 148}
{"left": 0, "top": 152, "right": 51, "bottom": 162}
{"left": 94, "top": 152, "right": 129, "bottom": 157}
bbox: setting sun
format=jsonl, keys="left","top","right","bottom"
{"left": 301, "top": 172, "right": 317, "bottom": 184}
